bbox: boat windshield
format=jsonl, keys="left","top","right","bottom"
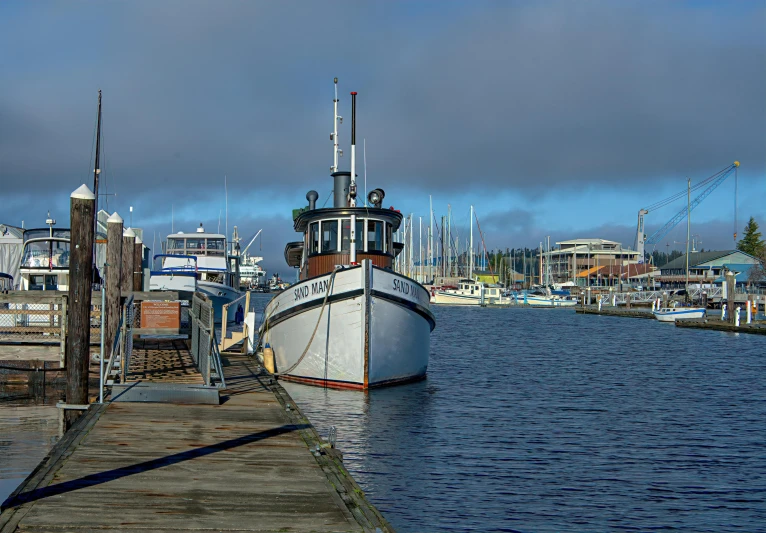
{"left": 22, "top": 240, "right": 70, "bottom": 269}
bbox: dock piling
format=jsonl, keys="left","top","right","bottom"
{"left": 121, "top": 228, "right": 136, "bottom": 294}
{"left": 726, "top": 272, "right": 736, "bottom": 325}
{"left": 105, "top": 212, "right": 123, "bottom": 370}
{"left": 65, "top": 184, "right": 96, "bottom": 427}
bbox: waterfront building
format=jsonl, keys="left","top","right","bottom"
{"left": 542, "top": 238, "right": 641, "bottom": 285}
{"left": 657, "top": 250, "right": 762, "bottom": 288}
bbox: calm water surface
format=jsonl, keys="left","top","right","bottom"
{"left": 2, "top": 299, "right": 765, "bottom": 532}
{"left": 282, "top": 306, "right": 766, "bottom": 533}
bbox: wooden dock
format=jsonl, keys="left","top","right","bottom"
{"left": 675, "top": 317, "right": 766, "bottom": 335}
{"left": 0, "top": 350, "right": 393, "bottom": 532}
{"left": 576, "top": 306, "right": 655, "bottom": 319}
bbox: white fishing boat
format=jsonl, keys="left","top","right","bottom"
{"left": 18, "top": 216, "right": 72, "bottom": 291}
{"left": 258, "top": 80, "right": 435, "bottom": 390}
{"left": 653, "top": 306, "right": 706, "bottom": 322}
{"left": 150, "top": 224, "right": 242, "bottom": 322}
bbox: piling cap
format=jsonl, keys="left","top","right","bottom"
{"left": 70, "top": 184, "right": 95, "bottom": 200}
{"left": 135, "top": 235, "right": 143, "bottom": 244}
{"left": 107, "top": 212, "right": 123, "bottom": 224}
{"left": 123, "top": 227, "right": 136, "bottom": 238}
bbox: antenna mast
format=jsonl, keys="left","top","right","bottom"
{"left": 331, "top": 78, "right": 341, "bottom": 172}
{"left": 349, "top": 91, "right": 358, "bottom": 264}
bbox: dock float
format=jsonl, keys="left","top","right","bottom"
{"left": 0, "top": 351, "right": 393, "bottom": 532}
{"left": 575, "top": 306, "right": 654, "bottom": 319}
{"left": 675, "top": 318, "right": 766, "bottom": 335}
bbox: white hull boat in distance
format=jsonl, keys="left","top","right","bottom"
{"left": 515, "top": 294, "right": 577, "bottom": 307}
{"left": 432, "top": 279, "right": 508, "bottom": 306}
{"left": 260, "top": 261, "right": 434, "bottom": 390}
{"left": 653, "top": 307, "right": 706, "bottom": 322}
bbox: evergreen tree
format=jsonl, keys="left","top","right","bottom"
{"left": 737, "top": 217, "right": 765, "bottom": 257}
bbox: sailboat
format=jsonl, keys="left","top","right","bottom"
{"left": 654, "top": 178, "right": 706, "bottom": 322}
{"left": 257, "top": 79, "right": 435, "bottom": 390}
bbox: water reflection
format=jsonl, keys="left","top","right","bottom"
{"left": 0, "top": 400, "right": 61, "bottom": 503}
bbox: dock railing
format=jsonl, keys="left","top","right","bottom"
{"left": 190, "top": 292, "right": 225, "bottom": 388}
{"left": 0, "top": 291, "right": 101, "bottom": 368}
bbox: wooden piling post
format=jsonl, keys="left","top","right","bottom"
{"left": 661, "top": 292, "right": 668, "bottom": 309}
{"left": 105, "top": 212, "right": 123, "bottom": 363}
{"left": 121, "top": 228, "right": 136, "bottom": 295}
{"left": 133, "top": 235, "right": 143, "bottom": 292}
{"left": 625, "top": 293, "right": 631, "bottom": 309}
{"left": 726, "top": 272, "right": 736, "bottom": 324}
{"left": 65, "top": 184, "right": 96, "bottom": 425}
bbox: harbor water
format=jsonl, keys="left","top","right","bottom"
{"left": 3, "top": 295, "right": 766, "bottom": 532}
{"left": 281, "top": 303, "right": 766, "bottom": 533}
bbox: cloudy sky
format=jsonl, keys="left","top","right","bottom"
{"left": 2, "top": 1, "right": 764, "bottom": 276}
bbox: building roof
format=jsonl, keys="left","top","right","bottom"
{"left": 557, "top": 238, "right": 620, "bottom": 246}
{"left": 661, "top": 250, "right": 750, "bottom": 271}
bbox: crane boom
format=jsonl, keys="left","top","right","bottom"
{"left": 643, "top": 162, "right": 738, "bottom": 254}
{"left": 241, "top": 229, "right": 262, "bottom": 257}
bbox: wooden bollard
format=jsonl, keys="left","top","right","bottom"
{"left": 133, "top": 235, "right": 143, "bottom": 292}
{"left": 625, "top": 293, "right": 631, "bottom": 309}
{"left": 726, "top": 272, "right": 736, "bottom": 325}
{"left": 121, "top": 228, "right": 135, "bottom": 294}
{"left": 105, "top": 212, "right": 123, "bottom": 362}
{"left": 65, "top": 184, "right": 95, "bottom": 425}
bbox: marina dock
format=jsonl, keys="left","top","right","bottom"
{"left": 0, "top": 349, "right": 393, "bottom": 532}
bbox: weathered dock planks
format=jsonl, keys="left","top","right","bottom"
{"left": 1, "top": 353, "right": 393, "bottom": 532}
{"left": 576, "top": 306, "right": 655, "bottom": 319}
{"left": 675, "top": 318, "right": 766, "bottom": 335}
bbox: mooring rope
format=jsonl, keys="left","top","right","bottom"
{"left": 274, "top": 268, "right": 339, "bottom": 376}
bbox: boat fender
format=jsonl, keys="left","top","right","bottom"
{"left": 263, "top": 343, "right": 276, "bottom": 374}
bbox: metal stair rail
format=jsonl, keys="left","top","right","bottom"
{"left": 190, "top": 292, "right": 225, "bottom": 388}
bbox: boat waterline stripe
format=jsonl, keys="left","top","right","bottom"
{"left": 263, "top": 289, "right": 365, "bottom": 330}
{"left": 369, "top": 290, "right": 436, "bottom": 331}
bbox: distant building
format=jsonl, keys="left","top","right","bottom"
{"left": 542, "top": 239, "right": 641, "bottom": 285}
{"left": 658, "top": 250, "right": 761, "bottom": 288}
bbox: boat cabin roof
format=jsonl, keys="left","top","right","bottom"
{"left": 167, "top": 231, "right": 226, "bottom": 239}
{"left": 293, "top": 207, "right": 403, "bottom": 233}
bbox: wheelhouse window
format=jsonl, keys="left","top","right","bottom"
{"left": 22, "top": 240, "right": 70, "bottom": 269}
{"left": 185, "top": 238, "right": 204, "bottom": 251}
{"left": 309, "top": 222, "right": 319, "bottom": 254}
{"left": 206, "top": 238, "right": 225, "bottom": 256}
{"left": 322, "top": 220, "right": 338, "bottom": 252}
{"left": 386, "top": 223, "right": 393, "bottom": 254}
{"left": 341, "top": 218, "right": 366, "bottom": 252}
{"left": 168, "top": 238, "right": 184, "bottom": 251}
{"left": 367, "top": 220, "right": 384, "bottom": 252}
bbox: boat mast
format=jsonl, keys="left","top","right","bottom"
{"left": 469, "top": 205, "right": 474, "bottom": 279}
{"left": 685, "top": 177, "right": 691, "bottom": 298}
{"left": 349, "top": 91, "right": 358, "bottom": 264}
{"left": 92, "top": 90, "right": 102, "bottom": 243}
{"left": 429, "top": 196, "right": 434, "bottom": 281}
{"left": 332, "top": 78, "right": 340, "bottom": 173}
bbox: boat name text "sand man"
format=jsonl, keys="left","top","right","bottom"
{"left": 294, "top": 279, "right": 330, "bottom": 301}
{"left": 392, "top": 279, "right": 419, "bottom": 299}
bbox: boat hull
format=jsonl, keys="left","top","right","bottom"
{"left": 197, "top": 280, "right": 243, "bottom": 323}
{"left": 432, "top": 291, "right": 482, "bottom": 306}
{"left": 653, "top": 308, "right": 706, "bottom": 322}
{"left": 259, "top": 260, "right": 434, "bottom": 390}
{"left": 515, "top": 294, "right": 578, "bottom": 307}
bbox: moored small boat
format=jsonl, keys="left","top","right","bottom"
{"left": 653, "top": 307, "right": 706, "bottom": 322}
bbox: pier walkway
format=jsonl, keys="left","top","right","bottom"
{"left": 0, "top": 351, "right": 391, "bottom": 532}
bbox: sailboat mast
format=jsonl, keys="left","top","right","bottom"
{"left": 429, "top": 196, "right": 433, "bottom": 281}
{"left": 93, "top": 90, "right": 102, "bottom": 236}
{"left": 685, "top": 177, "right": 691, "bottom": 294}
{"left": 469, "top": 205, "right": 474, "bottom": 279}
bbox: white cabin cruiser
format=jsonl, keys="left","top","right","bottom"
{"left": 258, "top": 83, "right": 435, "bottom": 390}
{"left": 432, "top": 279, "right": 507, "bottom": 306}
{"left": 150, "top": 224, "right": 242, "bottom": 322}
{"left": 653, "top": 306, "right": 706, "bottom": 322}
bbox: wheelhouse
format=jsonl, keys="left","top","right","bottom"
{"left": 287, "top": 207, "right": 403, "bottom": 279}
